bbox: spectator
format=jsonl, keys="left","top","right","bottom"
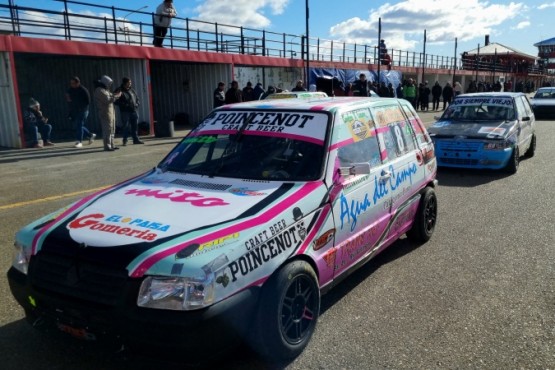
{"left": 94, "top": 75, "right": 121, "bottom": 151}
{"left": 420, "top": 81, "right": 430, "bottom": 111}
{"left": 404, "top": 78, "right": 417, "bottom": 108}
{"left": 115, "top": 77, "right": 144, "bottom": 146}
{"left": 352, "top": 73, "right": 371, "bottom": 97}
{"left": 260, "top": 85, "right": 276, "bottom": 100}
{"left": 242, "top": 82, "right": 254, "bottom": 101}
{"left": 24, "top": 98, "right": 54, "bottom": 148}
{"left": 431, "top": 81, "right": 442, "bottom": 110}
{"left": 379, "top": 39, "right": 387, "bottom": 63}
{"left": 378, "top": 82, "right": 389, "bottom": 97}
{"left": 253, "top": 82, "right": 265, "bottom": 100}
{"left": 396, "top": 83, "right": 404, "bottom": 99}
{"left": 66, "top": 76, "right": 95, "bottom": 148}
{"left": 442, "top": 82, "right": 454, "bottom": 110}
{"left": 292, "top": 80, "right": 307, "bottom": 92}
{"left": 453, "top": 81, "right": 463, "bottom": 96}
{"left": 153, "top": 0, "right": 177, "bottom": 47}
{"left": 387, "top": 83, "right": 395, "bottom": 97}
{"left": 225, "top": 80, "right": 243, "bottom": 104}
{"left": 345, "top": 82, "right": 353, "bottom": 96}
{"left": 213, "top": 82, "right": 226, "bottom": 107}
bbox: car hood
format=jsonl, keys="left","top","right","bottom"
{"left": 531, "top": 98, "right": 555, "bottom": 107}
{"left": 28, "top": 170, "right": 325, "bottom": 274}
{"left": 427, "top": 119, "right": 517, "bottom": 139}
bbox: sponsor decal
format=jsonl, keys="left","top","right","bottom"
{"left": 432, "top": 121, "right": 451, "bottom": 128}
{"left": 338, "top": 225, "right": 379, "bottom": 265}
{"left": 67, "top": 213, "right": 163, "bottom": 241}
{"left": 452, "top": 97, "right": 513, "bottom": 106}
{"left": 175, "top": 233, "right": 241, "bottom": 259}
{"left": 313, "top": 229, "right": 335, "bottom": 251}
{"left": 216, "top": 273, "right": 230, "bottom": 287}
{"left": 227, "top": 222, "right": 306, "bottom": 283}
{"left": 374, "top": 106, "right": 406, "bottom": 126}
{"left": 228, "top": 187, "right": 266, "bottom": 196}
{"left": 140, "top": 177, "right": 168, "bottom": 185}
{"left": 124, "top": 188, "right": 229, "bottom": 207}
{"left": 244, "top": 219, "right": 287, "bottom": 250}
{"left": 478, "top": 127, "right": 506, "bottom": 135}
{"left": 322, "top": 248, "right": 336, "bottom": 269}
{"left": 183, "top": 136, "right": 217, "bottom": 144}
{"left": 351, "top": 120, "right": 369, "bottom": 140}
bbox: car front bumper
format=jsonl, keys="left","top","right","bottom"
{"left": 7, "top": 266, "right": 259, "bottom": 354}
{"left": 433, "top": 139, "right": 512, "bottom": 170}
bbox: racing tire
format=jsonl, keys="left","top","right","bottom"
{"left": 252, "top": 260, "right": 320, "bottom": 362}
{"left": 524, "top": 134, "right": 536, "bottom": 158}
{"left": 504, "top": 147, "right": 519, "bottom": 174}
{"left": 406, "top": 187, "right": 437, "bottom": 243}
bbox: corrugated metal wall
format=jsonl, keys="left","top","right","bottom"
{"left": 0, "top": 52, "right": 21, "bottom": 148}
{"left": 150, "top": 62, "right": 230, "bottom": 127}
{"left": 14, "top": 54, "right": 149, "bottom": 140}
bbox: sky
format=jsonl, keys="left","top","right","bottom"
{"left": 2, "top": 0, "right": 553, "bottom": 58}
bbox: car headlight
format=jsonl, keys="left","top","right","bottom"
{"left": 12, "top": 241, "right": 30, "bottom": 275}
{"left": 484, "top": 141, "right": 510, "bottom": 150}
{"left": 137, "top": 275, "right": 215, "bottom": 311}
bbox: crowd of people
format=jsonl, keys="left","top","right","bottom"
{"left": 25, "top": 75, "right": 144, "bottom": 151}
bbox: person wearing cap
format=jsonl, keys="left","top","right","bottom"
{"left": 153, "top": 0, "right": 177, "bottom": 47}
{"left": 225, "top": 80, "right": 243, "bottom": 104}
{"left": 242, "top": 81, "right": 254, "bottom": 101}
{"left": 253, "top": 82, "right": 265, "bottom": 100}
{"left": 213, "top": 82, "right": 226, "bottom": 108}
{"left": 115, "top": 77, "right": 144, "bottom": 145}
{"left": 94, "top": 75, "right": 122, "bottom": 151}
{"left": 23, "top": 98, "right": 54, "bottom": 148}
{"left": 66, "top": 76, "right": 95, "bottom": 148}
{"left": 292, "top": 80, "right": 307, "bottom": 92}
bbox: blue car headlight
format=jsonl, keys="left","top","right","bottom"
{"left": 484, "top": 141, "right": 510, "bottom": 150}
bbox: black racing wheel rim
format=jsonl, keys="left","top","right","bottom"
{"left": 424, "top": 194, "right": 437, "bottom": 234}
{"left": 279, "top": 274, "right": 318, "bottom": 345}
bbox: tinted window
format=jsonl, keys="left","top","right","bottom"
{"left": 338, "top": 109, "right": 381, "bottom": 167}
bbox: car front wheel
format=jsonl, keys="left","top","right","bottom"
{"left": 252, "top": 260, "right": 320, "bottom": 361}
{"left": 504, "top": 146, "right": 519, "bottom": 174}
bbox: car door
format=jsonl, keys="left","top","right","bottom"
{"left": 514, "top": 95, "right": 532, "bottom": 153}
{"left": 370, "top": 102, "right": 425, "bottom": 249}
{"left": 331, "top": 107, "right": 392, "bottom": 278}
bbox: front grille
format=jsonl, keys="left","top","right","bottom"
{"left": 29, "top": 252, "right": 128, "bottom": 307}
{"left": 440, "top": 157, "right": 479, "bottom": 166}
{"left": 437, "top": 140, "right": 482, "bottom": 152}
{"left": 170, "top": 179, "right": 232, "bottom": 191}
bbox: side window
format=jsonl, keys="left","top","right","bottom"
{"left": 514, "top": 97, "right": 526, "bottom": 120}
{"left": 372, "top": 105, "right": 416, "bottom": 162}
{"left": 338, "top": 109, "right": 381, "bottom": 167}
{"left": 401, "top": 103, "right": 431, "bottom": 146}
{"left": 520, "top": 96, "right": 533, "bottom": 117}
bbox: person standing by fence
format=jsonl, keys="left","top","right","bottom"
{"left": 94, "top": 75, "right": 121, "bottom": 151}
{"left": 66, "top": 76, "right": 95, "bottom": 148}
{"left": 115, "top": 77, "right": 144, "bottom": 146}
{"left": 153, "top": 0, "right": 177, "bottom": 47}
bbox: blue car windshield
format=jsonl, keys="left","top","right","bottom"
{"left": 441, "top": 99, "right": 515, "bottom": 122}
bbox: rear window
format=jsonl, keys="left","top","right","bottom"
{"left": 158, "top": 110, "right": 329, "bottom": 181}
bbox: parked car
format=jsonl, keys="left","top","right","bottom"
{"left": 530, "top": 87, "right": 555, "bottom": 119}
{"left": 8, "top": 97, "right": 437, "bottom": 362}
{"left": 262, "top": 91, "right": 328, "bottom": 100}
{"left": 428, "top": 92, "right": 536, "bottom": 174}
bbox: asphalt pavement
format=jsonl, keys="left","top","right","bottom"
{"left": 1, "top": 112, "right": 554, "bottom": 369}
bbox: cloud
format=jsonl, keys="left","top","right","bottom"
{"left": 538, "top": 2, "right": 555, "bottom": 9}
{"left": 513, "top": 21, "right": 530, "bottom": 30}
{"left": 194, "top": 0, "right": 291, "bottom": 29}
{"left": 329, "top": 0, "right": 525, "bottom": 51}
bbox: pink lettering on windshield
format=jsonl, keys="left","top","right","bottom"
{"left": 124, "top": 188, "right": 229, "bottom": 207}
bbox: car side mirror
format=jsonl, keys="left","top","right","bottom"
{"left": 522, "top": 116, "right": 530, "bottom": 122}
{"left": 339, "top": 163, "right": 371, "bottom": 177}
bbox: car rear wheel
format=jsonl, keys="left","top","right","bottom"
{"left": 504, "top": 147, "right": 519, "bottom": 174}
{"left": 252, "top": 260, "right": 320, "bottom": 361}
{"left": 407, "top": 187, "right": 437, "bottom": 243}
{"left": 524, "top": 134, "right": 536, "bottom": 158}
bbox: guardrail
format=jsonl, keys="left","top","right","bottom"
{"left": 0, "top": 0, "right": 547, "bottom": 76}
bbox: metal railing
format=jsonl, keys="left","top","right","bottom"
{"left": 0, "top": 0, "right": 546, "bottom": 75}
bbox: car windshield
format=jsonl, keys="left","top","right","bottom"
{"left": 533, "top": 89, "right": 555, "bottom": 99}
{"left": 440, "top": 96, "right": 515, "bottom": 121}
{"left": 157, "top": 110, "right": 329, "bottom": 181}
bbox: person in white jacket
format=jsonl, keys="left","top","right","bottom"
{"left": 153, "top": 0, "right": 177, "bottom": 47}
{"left": 94, "top": 75, "right": 122, "bottom": 151}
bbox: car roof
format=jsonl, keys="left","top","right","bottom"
{"left": 217, "top": 96, "right": 392, "bottom": 112}
{"left": 456, "top": 92, "right": 526, "bottom": 99}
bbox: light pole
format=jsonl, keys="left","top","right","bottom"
{"left": 121, "top": 5, "right": 148, "bottom": 44}
{"left": 305, "top": 0, "right": 310, "bottom": 88}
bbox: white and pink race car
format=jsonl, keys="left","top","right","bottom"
{"left": 9, "top": 96, "right": 438, "bottom": 361}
